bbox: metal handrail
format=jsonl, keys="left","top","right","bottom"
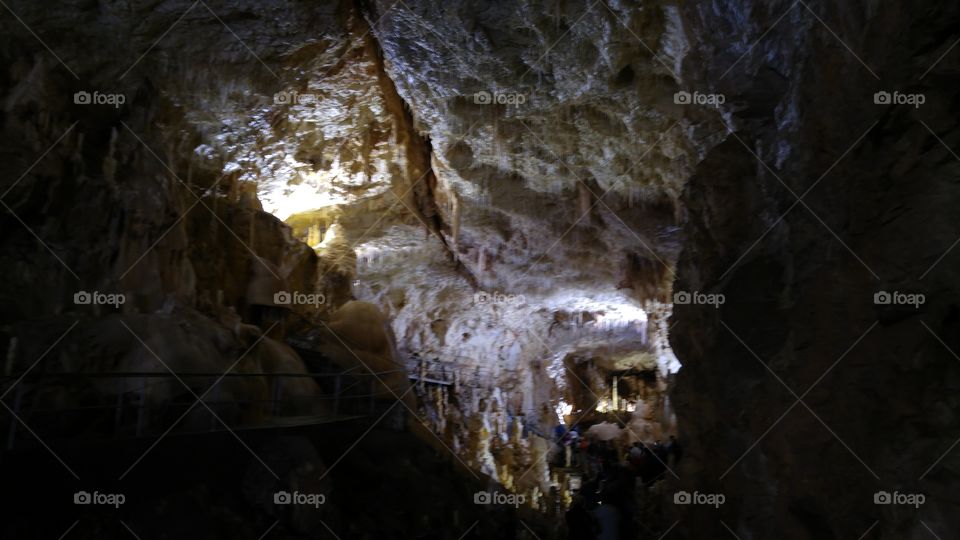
{"left": 0, "top": 369, "right": 406, "bottom": 381}
{"left": 20, "top": 393, "right": 390, "bottom": 413}
{"left": 0, "top": 366, "right": 409, "bottom": 449}
{"left": 407, "top": 356, "right": 518, "bottom": 374}
{"left": 406, "top": 357, "right": 520, "bottom": 390}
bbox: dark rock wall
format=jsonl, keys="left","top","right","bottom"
{"left": 0, "top": 0, "right": 358, "bottom": 442}
{"left": 670, "top": 1, "right": 960, "bottom": 538}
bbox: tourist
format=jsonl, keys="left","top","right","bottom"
{"left": 654, "top": 440, "right": 669, "bottom": 464}
{"left": 565, "top": 494, "right": 597, "bottom": 540}
{"left": 578, "top": 436, "right": 590, "bottom": 472}
{"left": 569, "top": 427, "right": 580, "bottom": 466}
{"left": 562, "top": 431, "right": 574, "bottom": 467}
{"left": 667, "top": 435, "right": 683, "bottom": 466}
{"left": 591, "top": 491, "right": 620, "bottom": 540}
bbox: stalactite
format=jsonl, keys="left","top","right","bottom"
{"left": 451, "top": 193, "right": 461, "bottom": 250}
{"left": 576, "top": 178, "right": 591, "bottom": 218}
{"left": 4, "top": 337, "right": 17, "bottom": 376}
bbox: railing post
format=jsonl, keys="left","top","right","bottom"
{"left": 333, "top": 374, "right": 341, "bottom": 415}
{"left": 114, "top": 388, "right": 124, "bottom": 436}
{"left": 369, "top": 377, "right": 375, "bottom": 415}
{"left": 209, "top": 381, "right": 220, "bottom": 432}
{"left": 135, "top": 377, "right": 147, "bottom": 437}
{"left": 272, "top": 376, "right": 283, "bottom": 417}
{"left": 6, "top": 383, "right": 25, "bottom": 450}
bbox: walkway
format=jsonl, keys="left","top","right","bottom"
{"left": 0, "top": 365, "right": 402, "bottom": 450}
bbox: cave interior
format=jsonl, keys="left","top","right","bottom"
{"left": 1, "top": 0, "right": 959, "bottom": 539}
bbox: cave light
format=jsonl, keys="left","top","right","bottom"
{"left": 555, "top": 400, "right": 573, "bottom": 422}
{"left": 263, "top": 168, "right": 350, "bottom": 221}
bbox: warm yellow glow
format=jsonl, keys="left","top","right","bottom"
{"left": 263, "top": 170, "right": 350, "bottom": 221}
{"left": 318, "top": 222, "right": 343, "bottom": 249}
{"left": 596, "top": 399, "right": 611, "bottom": 413}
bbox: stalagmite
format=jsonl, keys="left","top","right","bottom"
{"left": 306, "top": 224, "right": 321, "bottom": 246}
{"left": 612, "top": 375, "right": 618, "bottom": 410}
{"left": 512, "top": 416, "right": 523, "bottom": 444}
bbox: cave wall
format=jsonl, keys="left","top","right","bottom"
{"left": 0, "top": 0, "right": 377, "bottom": 432}
{"left": 4, "top": 0, "right": 957, "bottom": 536}
{"left": 365, "top": 0, "right": 693, "bottom": 299}
{"left": 670, "top": 1, "right": 960, "bottom": 538}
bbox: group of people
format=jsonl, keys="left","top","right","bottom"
{"left": 553, "top": 425, "right": 683, "bottom": 540}
{"left": 554, "top": 426, "right": 682, "bottom": 479}
{"left": 553, "top": 426, "right": 615, "bottom": 475}
{"left": 626, "top": 437, "right": 682, "bottom": 484}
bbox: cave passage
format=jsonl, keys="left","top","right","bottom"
{"left": 2, "top": 0, "right": 959, "bottom": 539}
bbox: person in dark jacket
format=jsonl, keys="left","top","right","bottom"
{"left": 666, "top": 435, "right": 683, "bottom": 466}
{"left": 566, "top": 494, "right": 597, "bottom": 539}
{"left": 591, "top": 491, "right": 620, "bottom": 540}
